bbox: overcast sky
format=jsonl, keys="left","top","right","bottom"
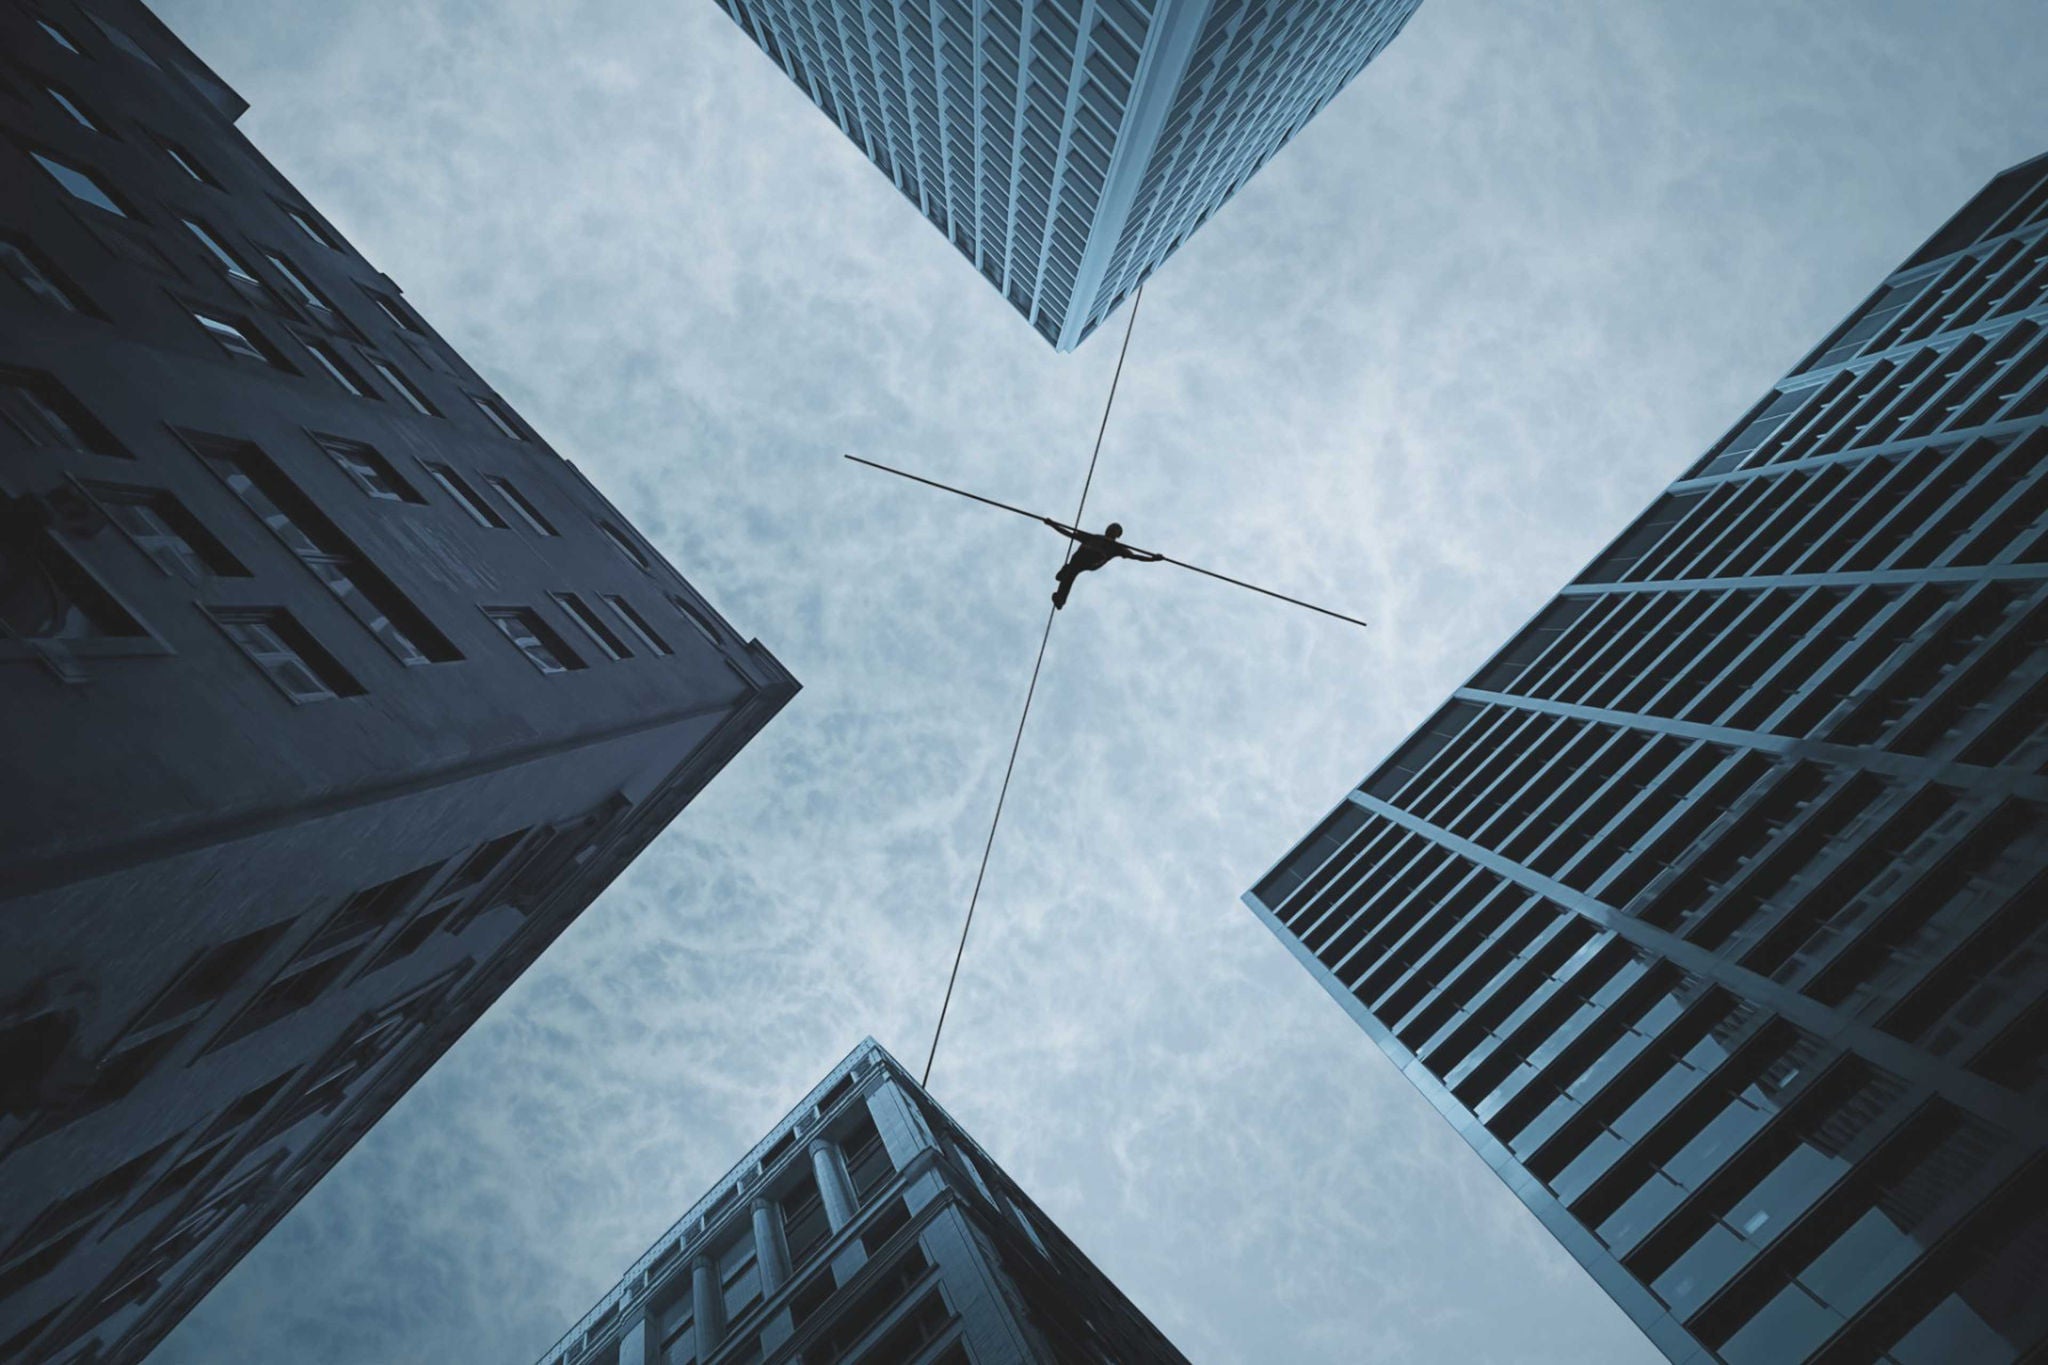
{"left": 146, "top": 2, "right": 2047, "bottom": 1362}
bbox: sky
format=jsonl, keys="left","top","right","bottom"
{"left": 146, "top": 2, "right": 2047, "bottom": 1362}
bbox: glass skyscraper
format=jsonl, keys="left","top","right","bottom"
{"left": 537, "top": 1039, "right": 1188, "bottom": 1365}
{"left": 0, "top": 4, "right": 794, "bottom": 1361}
{"left": 1246, "top": 154, "right": 2048, "bottom": 1364}
{"left": 705, "top": 0, "right": 1423, "bottom": 349}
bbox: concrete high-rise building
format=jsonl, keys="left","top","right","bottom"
{"left": 707, "top": 0, "right": 1422, "bottom": 349}
{"left": 1247, "top": 155, "right": 2048, "bottom": 1365}
{"left": 537, "top": 1039, "right": 1188, "bottom": 1365}
{"left": 0, "top": 4, "right": 796, "bottom": 1361}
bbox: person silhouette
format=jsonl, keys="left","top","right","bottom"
{"left": 1043, "top": 518, "right": 1163, "bottom": 609}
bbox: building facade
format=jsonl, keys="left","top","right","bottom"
{"left": 707, "top": 0, "right": 1422, "bottom": 349}
{"left": 539, "top": 1039, "right": 1188, "bottom": 1365}
{"left": 0, "top": 4, "right": 796, "bottom": 1361}
{"left": 1246, "top": 154, "right": 2048, "bottom": 1364}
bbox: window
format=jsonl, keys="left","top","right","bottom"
{"left": 0, "top": 1142, "right": 176, "bottom": 1299}
{"left": 800, "top": 1246, "right": 931, "bottom": 1365}
{"left": 552, "top": 592, "right": 632, "bottom": 660}
{"left": 780, "top": 1174, "right": 832, "bottom": 1267}
{"left": 44, "top": 85, "right": 102, "bottom": 132}
{"left": 85, "top": 12, "right": 159, "bottom": 67}
{"left": 367, "top": 357, "right": 438, "bottom": 415}
{"left": 37, "top": 18, "right": 82, "bottom": 53}
{"left": 859, "top": 1195, "right": 912, "bottom": 1257}
{"left": 264, "top": 252, "right": 330, "bottom": 312}
{"left": 668, "top": 592, "right": 722, "bottom": 645}
{"left": 0, "top": 236, "right": 92, "bottom": 313}
{"left": 470, "top": 393, "right": 524, "bottom": 440}
{"left": 484, "top": 475, "right": 556, "bottom": 534}
{"left": 191, "top": 435, "right": 459, "bottom": 664}
{"left": 208, "top": 608, "right": 362, "bottom": 702}
{"left": 604, "top": 594, "right": 672, "bottom": 655}
{"left": 840, "top": 1110, "right": 895, "bottom": 1204}
{"left": 0, "top": 532, "right": 146, "bottom": 643}
{"left": 86, "top": 484, "right": 246, "bottom": 580}
{"left": 301, "top": 337, "right": 368, "bottom": 396}
{"left": 156, "top": 137, "right": 214, "bottom": 185}
{"left": 182, "top": 219, "right": 257, "bottom": 282}
{"left": 659, "top": 1308, "right": 698, "bottom": 1364}
{"left": 0, "top": 368, "right": 126, "bottom": 455}
{"left": 423, "top": 463, "right": 508, "bottom": 527}
{"left": 441, "top": 829, "right": 527, "bottom": 899}
{"left": 486, "top": 608, "right": 584, "bottom": 674}
{"left": 30, "top": 151, "right": 130, "bottom": 217}
{"left": 316, "top": 436, "right": 422, "bottom": 503}
{"left": 787, "top": 1266, "right": 836, "bottom": 1328}
{"left": 280, "top": 202, "right": 338, "bottom": 249}
{"left": 189, "top": 308, "right": 285, "bottom": 369}
{"left": 717, "top": 1234, "right": 763, "bottom": 1322}
{"left": 857, "top": 1288, "right": 952, "bottom": 1363}
{"left": 598, "top": 520, "right": 652, "bottom": 571}
{"left": 362, "top": 286, "right": 421, "bottom": 333}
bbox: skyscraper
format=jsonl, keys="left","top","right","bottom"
{"left": 707, "top": 0, "right": 1423, "bottom": 349}
{"left": 537, "top": 1039, "right": 1188, "bottom": 1365}
{"left": 0, "top": 4, "right": 796, "bottom": 1361}
{"left": 1246, "top": 154, "right": 2048, "bottom": 1365}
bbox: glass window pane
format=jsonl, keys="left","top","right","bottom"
{"left": 184, "top": 221, "right": 256, "bottom": 280}
{"left": 1798, "top": 1208, "right": 1920, "bottom": 1316}
{"left": 425, "top": 464, "right": 507, "bottom": 527}
{"left": 1664, "top": 1096, "right": 1771, "bottom": 1188}
{"left": 32, "top": 153, "right": 126, "bottom": 216}
{"left": 1725, "top": 1143, "right": 1846, "bottom": 1243}
{"left": 265, "top": 253, "right": 328, "bottom": 310}
{"left": 39, "top": 19, "right": 82, "bottom": 52}
{"left": 1612, "top": 1061, "right": 1703, "bottom": 1142}
{"left": 1887, "top": 1293, "right": 2020, "bottom": 1365}
{"left": 1511, "top": 1091, "right": 1575, "bottom": 1157}
{"left": 1550, "top": 1128, "right": 1627, "bottom": 1204}
{"left": 0, "top": 240, "right": 85, "bottom": 312}
{"left": 303, "top": 340, "right": 364, "bottom": 395}
{"left": 1719, "top": 1282, "right": 1842, "bottom": 1365}
{"left": 161, "top": 140, "right": 210, "bottom": 183}
{"left": 1652, "top": 1221, "right": 1752, "bottom": 1317}
{"left": 46, "top": 87, "right": 99, "bottom": 131}
{"left": 1596, "top": 1171, "right": 1684, "bottom": 1254}
{"left": 192, "top": 311, "right": 272, "bottom": 365}
{"left": 369, "top": 358, "right": 435, "bottom": 415}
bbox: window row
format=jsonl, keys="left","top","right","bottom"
{"left": 4, "top": 834, "right": 520, "bottom": 1162}
{"left": 5, "top": 369, "right": 682, "bottom": 609}
{"left": 1586, "top": 426, "right": 2047, "bottom": 589}
{"left": 1471, "top": 577, "right": 2048, "bottom": 765}
{"left": 1693, "top": 319, "right": 2047, "bottom": 479}
{"left": 16, "top": 146, "right": 526, "bottom": 434}
{"left": 1, "top": 959, "right": 473, "bottom": 1363}
{"left": 1808, "top": 231, "right": 2048, "bottom": 371}
{"left": 623, "top": 1106, "right": 902, "bottom": 1365}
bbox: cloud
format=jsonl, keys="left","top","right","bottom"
{"left": 147, "top": 0, "right": 2047, "bottom": 1362}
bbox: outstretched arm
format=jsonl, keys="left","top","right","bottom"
{"left": 1042, "top": 516, "right": 1079, "bottom": 539}
{"left": 1124, "top": 546, "right": 1165, "bottom": 562}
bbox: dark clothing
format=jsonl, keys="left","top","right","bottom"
{"left": 1063, "top": 532, "right": 1124, "bottom": 574}
{"left": 1046, "top": 520, "right": 1158, "bottom": 608}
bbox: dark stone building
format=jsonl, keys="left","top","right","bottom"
{"left": 1247, "top": 154, "right": 2048, "bottom": 1364}
{"left": 0, "top": 4, "right": 796, "bottom": 1361}
{"left": 538, "top": 1039, "right": 1188, "bottom": 1365}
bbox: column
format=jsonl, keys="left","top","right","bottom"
{"left": 751, "top": 1195, "right": 791, "bottom": 1294}
{"left": 616, "top": 1314, "right": 648, "bottom": 1365}
{"left": 809, "top": 1137, "right": 857, "bottom": 1230}
{"left": 691, "top": 1253, "right": 724, "bottom": 1358}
